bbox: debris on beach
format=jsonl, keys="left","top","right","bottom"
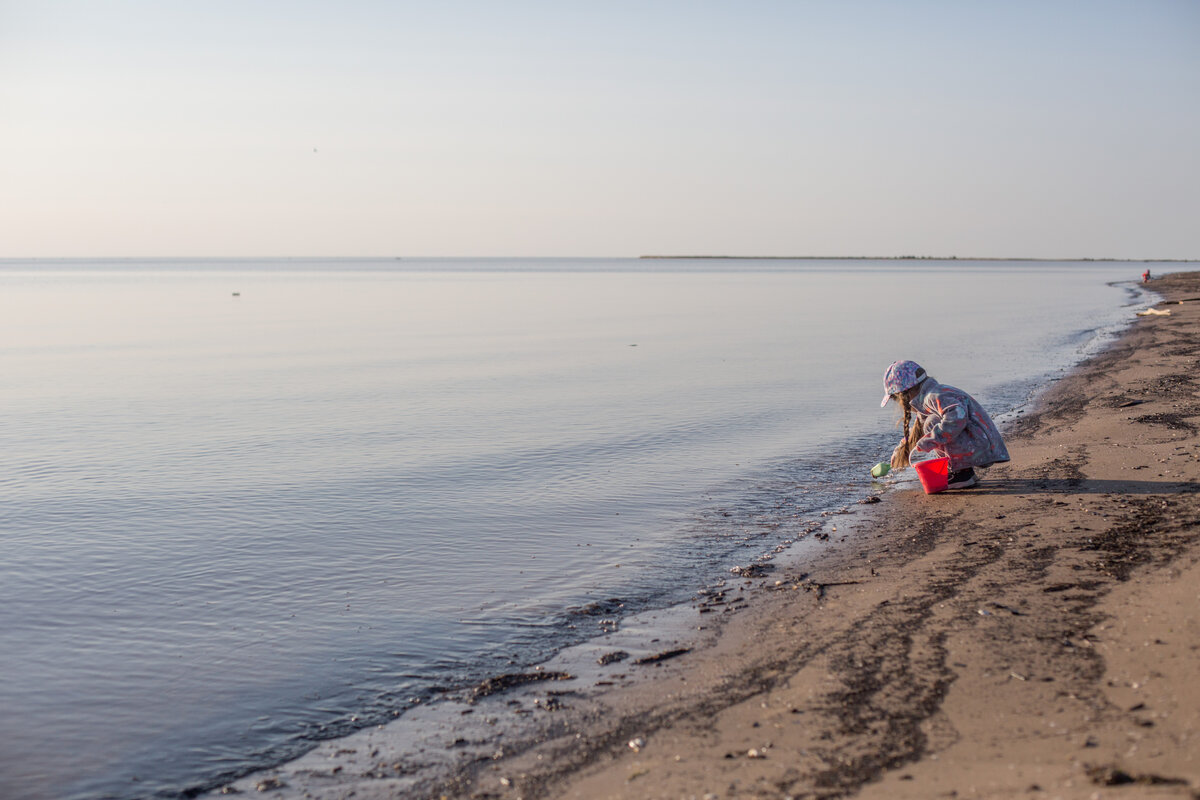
{"left": 634, "top": 647, "right": 692, "bottom": 665}
{"left": 987, "top": 601, "right": 1024, "bottom": 615}
{"left": 729, "top": 563, "right": 774, "bottom": 578}
{"left": 1085, "top": 764, "right": 1189, "bottom": 787}
{"left": 797, "top": 578, "right": 862, "bottom": 602}
{"left": 628, "top": 737, "right": 646, "bottom": 752}
{"left": 470, "top": 670, "right": 573, "bottom": 701}
{"left": 532, "top": 695, "right": 566, "bottom": 712}
{"left": 695, "top": 586, "right": 751, "bottom": 615}
{"left": 597, "top": 650, "right": 630, "bottom": 665}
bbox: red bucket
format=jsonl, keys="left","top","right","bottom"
{"left": 912, "top": 456, "right": 951, "bottom": 494}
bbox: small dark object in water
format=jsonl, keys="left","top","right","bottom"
{"left": 859, "top": 496, "right": 881, "bottom": 504}
{"left": 570, "top": 598, "right": 624, "bottom": 617}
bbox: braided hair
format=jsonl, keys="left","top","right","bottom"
{"left": 892, "top": 374, "right": 928, "bottom": 469}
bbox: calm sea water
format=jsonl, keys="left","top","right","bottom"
{"left": 0, "top": 258, "right": 1167, "bottom": 799}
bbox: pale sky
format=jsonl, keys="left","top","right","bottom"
{"left": 1, "top": 1, "right": 1197, "bottom": 259}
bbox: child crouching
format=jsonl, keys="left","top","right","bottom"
{"left": 881, "top": 360, "right": 1010, "bottom": 489}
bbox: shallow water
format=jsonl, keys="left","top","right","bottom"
{"left": 0, "top": 258, "right": 1165, "bottom": 799}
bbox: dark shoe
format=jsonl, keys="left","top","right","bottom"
{"left": 946, "top": 468, "right": 977, "bottom": 489}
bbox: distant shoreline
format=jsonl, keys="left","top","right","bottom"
{"left": 639, "top": 255, "right": 1195, "bottom": 262}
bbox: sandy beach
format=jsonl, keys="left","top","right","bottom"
{"left": 214, "top": 271, "right": 1200, "bottom": 800}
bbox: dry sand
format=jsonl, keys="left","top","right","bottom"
{"left": 213, "top": 272, "right": 1200, "bottom": 800}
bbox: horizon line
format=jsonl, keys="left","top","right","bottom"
{"left": 0, "top": 255, "right": 1195, "bottom": 263}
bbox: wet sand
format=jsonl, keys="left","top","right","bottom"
{"left": 212, "top": 272, "right": 1200, "bottom": 800}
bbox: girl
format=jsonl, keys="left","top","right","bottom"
{"left": 881, "top": 360, "right": 1010, "bottom": 489}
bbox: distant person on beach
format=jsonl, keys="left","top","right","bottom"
{"left": 881, "top": 360, "right": 1010, "bottom": 489}
{"left": 1143, "top": 269, "right": 1151, "bottom": 282}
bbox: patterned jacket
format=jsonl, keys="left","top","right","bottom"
{"left": 894, "top": 379, "right": 1011, "bottom": 471}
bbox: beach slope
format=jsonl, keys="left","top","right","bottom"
{"left": 461, "top": 272, "right": 1200, "bottom": 800}
{"left": 213, "top": 272, "right": 1200, "bottom": 800}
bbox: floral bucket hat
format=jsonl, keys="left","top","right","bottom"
{"left": 881, "top": 360, "right": 927, "bottom": 407}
